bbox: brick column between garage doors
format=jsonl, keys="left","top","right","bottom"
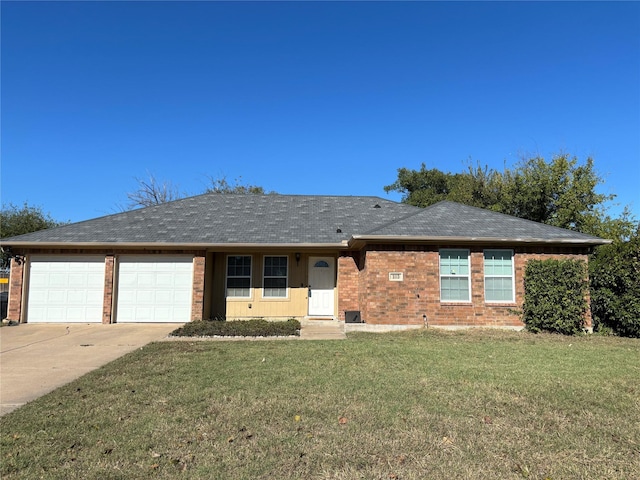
{"left": 102, "top": 255, "right": 115, "bottom": 324}
{"left": 191, "top": 255, "right": 206, "bottom": 321}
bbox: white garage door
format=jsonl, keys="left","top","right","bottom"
{"left": 116, "top": 256, "right": 193, "bottom": 323}
{"left": 27, "top": 256, "right": 106, "bottom": 323}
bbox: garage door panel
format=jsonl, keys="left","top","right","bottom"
{"left": 29, "top": 290, "right": 48, "bottom": 304}
{"left": 67, "top": 290, "right": 87, "bottom": 303}
{"left": 68, "top": 274, "right": 88, "bottom": 288}
{"left": 117, "top": 290, "right": 136, "bottom": 303}
{"left": 133, "top": 307, "right": 153, "bottom": 321}
{"left": 67, "top": 307, "right": 91, "bottom": 322}
{"left": 49, "top": 273, "right": 69, "bottom": 287}
{"left": 174, "top": 273, "right": 192, "bottom": 283}
{"left": 136, "top": 290, "right": 155, "bottom": 303}
{"left": 27, "top": 256, "right": 106, "bottom": 323}
{"left": 119, "top": 271, "right": 137, "bottom": 282}
{"left": 28, "top": 306, "right": 45, "bottom": 319}
{"left": 155, "top": 293, "right": 173, "bottom": 305}
{"left": 87, "top": 273, "right": 105, "bottom": 288}
{"left": 86, "top": 290, "right": 104, "bottom": 304}
{"left": 152, "top": 308, "right": 172, "bottom": 322}
{"left": 155, "top": 273, "right": 173, "bottom": 287}
{"left": 136, "top": 273, "right": 155, "bottom": 288}
{"left": 46, "top": 307, "right": 65, "bottom": 320}
{"left": 116, "top": 256, "right": 193, "bottom": 323}
{"left": 153, "top": 288, "right": 175, "bottom": 298}
{"left": 174, "top": 291, "right": 192, "bottom": 303}
{"left": 45, "top": 291, "right": 65, "bottom": 304}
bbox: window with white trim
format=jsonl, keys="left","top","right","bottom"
{"left": 226, "top": 255, "right": 251, "bottom": 298}
{"left": 439, "top": 249, "right": 471, "bottom": 302}
{"left": 263, "top": 255, "right": 288, "bottom": 298}
{"left": 484, "top": 249, "right": 515, "bottom": 302}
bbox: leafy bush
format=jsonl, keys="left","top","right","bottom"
{"left": 522, "top": 259, "right": 588, "bottom": 335}
{"left": 590, "top": 228, "right": 640, "bottom": 338}
{"left": 171, "top": 318, "right": 301, "bottom": 337}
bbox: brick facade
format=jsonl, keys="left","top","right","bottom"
{"left": 8, "top": 245, "right": 592, "bottom": 327}
{"left": 6, "top": 258, "right": 24, "bottom": 322}
{"left": 102, "top": 255, "right": 115, "bottom": 324}
{"left": 338, "top": 245, "right": 592, "bottom": 328}
{"left": 191, "top": 254, "right": 206, "bottom": 321}
{"left": 337, "top": 254, "right": 360, "bottom": 320}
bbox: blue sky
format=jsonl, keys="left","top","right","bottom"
{"left": 2, "top": 1, "right": 639, "bottom": 223}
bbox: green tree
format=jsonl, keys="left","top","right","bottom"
{"left": 1, "top": 203, "right": 67, "bottom": 268}
{"left": 589, "top": 224, "right": 640, "bottom": 337}
{"left": 384, "top": 162, "right": 500, "bottom": 209}
{"left": 385, "top": 154, "right": 614, "bottom": 233}
{"left": 496, "top": 155, "right": 612, "bottom": 232}
{"left": 204, "top": 175, "right": 266, "bottom": 195}
{"left": 1, "top": 203, "right": 65, "bottom": 239}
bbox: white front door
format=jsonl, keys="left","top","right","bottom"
{"left": 308, "top": 257, "right": 335, "bottom": 317}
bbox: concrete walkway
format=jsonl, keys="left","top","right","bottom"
{"left": 0, "top": 323, "right": 182, "bottom": 416}
{"left": 299, "top": 319, "right": 346, "bottom": 340}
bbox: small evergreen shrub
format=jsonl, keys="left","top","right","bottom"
{"left": 522, "top": 259, "right": 588, "bottom": 335}
{"left": 171, "top": 318, "right": 301, "bottom": 337}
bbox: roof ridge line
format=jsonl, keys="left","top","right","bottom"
{"left": 360, "top": 203, "right": 429, "bottom": 235}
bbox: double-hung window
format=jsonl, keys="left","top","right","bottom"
{"left": 484, "top": 250, "right": 515, "bottom": 302}
{"left": 226, "top": 255, "right": 251, "bottom": 298}
{"left": 263, "top": 255, "right": 288, "bottom": 298}
{"left": 439, "top": 249, "right": 471, "bottom": 302}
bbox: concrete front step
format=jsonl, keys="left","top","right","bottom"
{"left": 299, "top": 320, "right": 346, "bottom": 340}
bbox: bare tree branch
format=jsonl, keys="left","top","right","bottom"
{"left": 126, "top": 173, "right": 183, "bottom": 209}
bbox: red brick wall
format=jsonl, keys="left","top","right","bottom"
{"left": 338, "top": 245, "right": 592, "bottom": 328}
{"left": 191, "top": 255, "right": 206, "bottom": 321}
{"left": 337, "top": 254, "right": 360, "bottom": 320}
{"left": 102, "top": 255, "right": 115, "bottom": 324}
{"left": 7, "top": 258, "right": 24, "bottom": 322}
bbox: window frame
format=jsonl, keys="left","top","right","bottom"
{"left": 483, "top": 249, "right": 515, "bottom": 303}
{"left": 226, "top": 255, "right": 252, "bottom": 298}
{"left": 262, "top": 255, "right": 289, "bottom": 299}
{"left": 439, "top": 249, "right": 471, "bottom": 303}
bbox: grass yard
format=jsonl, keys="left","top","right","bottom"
{"left": 1, "top": 329, "right": 639, "bottom": 479}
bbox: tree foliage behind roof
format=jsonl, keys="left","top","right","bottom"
{"left": 384, "top": 154, "right": 632, "bottom": 238}
{"left": 1, "top": 203, "right": 66, "bottom": 239}
{"left": 1, "top": 203, "right": 68, "bottom": 268}
{"left": 124, "top": 173, "right": 268, "bottom": 210}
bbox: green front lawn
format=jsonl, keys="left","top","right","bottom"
{"left": 2, "top": 329, "right": 639, "bottom": 479}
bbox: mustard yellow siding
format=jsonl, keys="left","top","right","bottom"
{"left": 210, "top": 252, "right": 337, "bottom": 319}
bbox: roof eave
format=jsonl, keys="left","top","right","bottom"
{"left": 348, "top": 235, "right": 611, "bottom": 249}
{"left": 2, "top": 240, "right": 351, "bottom": 251}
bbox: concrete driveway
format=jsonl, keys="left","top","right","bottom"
{"left": 0, "top": 323, "right": 182, "bottom": 416}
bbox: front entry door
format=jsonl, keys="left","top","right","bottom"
{"left": 308, "top": 257, "right": 335, "bottom": 317}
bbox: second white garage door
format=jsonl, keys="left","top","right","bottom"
{"left": 116, "top": 256, "right": 194, "bottom": 323}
